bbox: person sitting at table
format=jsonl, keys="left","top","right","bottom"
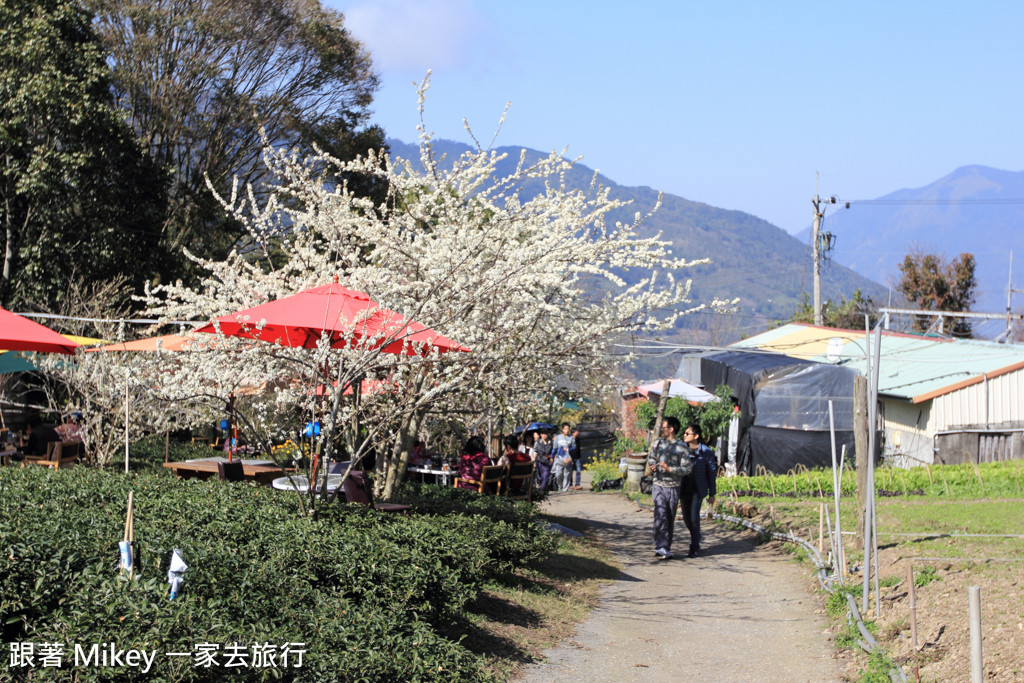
{"left": 409, "top": 440, "right": 429, "bottom": 465}
{"left": 55, "top": 413, "right": 84, "bottom": 442}
{"left": 494, "top": 434, "right": 516, "bottom": 468}
{"left": 23, "top": 418, "right": 60, "bottom": 457}
{"left": 456, "top": 436, "right": 490, "bottom": 490}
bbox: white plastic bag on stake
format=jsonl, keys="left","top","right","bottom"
{"left": 167, "top": 549, "right": 188, "bottom": 600}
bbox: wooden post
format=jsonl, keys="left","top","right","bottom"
{"left": 854, "top": 374, "right": 868, "bottom": 550}
{"left": 652, "top": 380, "right": 672, "bottom": 437}
{"left": 908, "top": 562, "right": 918, "bottom": 652}
{"left": 647, "top": 380, "right": 672, "bottom": 460}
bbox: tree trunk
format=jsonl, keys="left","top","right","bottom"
{"left": 651, "top": 379, "right": 672, "bottom": 449}
{"left": 854, "top": 374, "right": 868, "bottom": 550}
{"left": 382, "top": 409, "right": 422, "bottom": 500}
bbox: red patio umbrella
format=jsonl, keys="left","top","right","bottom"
{"left": 0, "top": 307, "right": 80, "bottom": 354}
{"left": 194, "top": 281, "right": 469, "bottom": 355}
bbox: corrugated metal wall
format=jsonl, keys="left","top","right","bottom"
{"left": 881, "top": 399, "right": 933, "bottom": 466}
{"left": 932, "top": 367, "right": 1024, "bottom": 430}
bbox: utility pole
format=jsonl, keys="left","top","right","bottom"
{"left": 812, "top": 191, "right": 823, "bottom": 326}
{"left": 811, "top": 174, "right": 838, "bottom": 326}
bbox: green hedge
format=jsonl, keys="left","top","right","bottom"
{"left": 724, "top": 461, "right": 1024, "bottom": 499}
{"left": 0, "top": 468, "right": 557, "bottom": 681}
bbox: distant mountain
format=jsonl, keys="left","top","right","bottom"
{"left": 797, "top": 165, "right": 1024, "bottom": 315}
{"left": 385, "top": 138, "right": 886, "bottom": 325}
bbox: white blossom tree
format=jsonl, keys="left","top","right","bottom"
{"left": 58, "top": 77, "right": 730, "bottom": 510}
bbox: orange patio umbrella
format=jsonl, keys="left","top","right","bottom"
{"left": 194, "top": 281, "right": 469, "bottom": 355}
{"left": 89, "top": 334, "right": 200, "bottom": 353}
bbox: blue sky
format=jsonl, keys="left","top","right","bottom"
{"left": 326, "top": 1, "right": 1024, "bottom": 235}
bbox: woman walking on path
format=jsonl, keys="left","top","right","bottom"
{"left": 532, "top": 430, "right": 554, "bottom": 490}
{"left": 569, "top": 427, "right": 583, "bottom": 489}
{"left": 680, "top": 423, "right": 717, "bottom": 558}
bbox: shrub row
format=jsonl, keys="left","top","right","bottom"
{"left": 723, "top": 461, "right": 1024, "bottom": 499}
{"left": 0, "top": 468, "right": 558, "bottom": 681}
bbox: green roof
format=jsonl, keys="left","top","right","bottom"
{"left": 732, "top": 323, "right": 1024, "bottom": 402}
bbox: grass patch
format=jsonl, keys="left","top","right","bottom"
{"left": 913, "top": 564, "right": 941, "bottom": 588}
{"left": 826, "top": 582, "right": 860, "bottom": 616}
{"left": 879, "top": 574, "right": 900, "bottom": 588}
{"left": 782, "top": 541, "right": 809, "bottom": 563}
{"left": 859, "top": 647, "right": 898, "bottom": 683}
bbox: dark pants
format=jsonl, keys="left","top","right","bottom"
{"left": 535, "top": 461, "right": 551, "bottom": 490}
{"left": 680, "top": 490, "right": 704, "bottom": 552}
{"left": 652, "top": 484, "right": 679, "bottom": 551}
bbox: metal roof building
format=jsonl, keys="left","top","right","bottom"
{"left": 732, "top": 323, "right": 1024, "bottom": 466}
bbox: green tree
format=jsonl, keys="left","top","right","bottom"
{"left": 635, "top": 385, "right": 736, "bottom": 447}
{"left": 897, "top": 249, "right": 976, "bottom": 336}
{"left": 788, "top": 289, "right": 877, "bottom": 330}
{"left": 0, "top": 0, "right": 166, "bottom": 310}
{"left": 88, "top": 0, "right": 387, "bottom": 285}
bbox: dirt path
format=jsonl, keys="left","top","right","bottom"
{"left": 516, "top": 484, "right": 842, "bottom": 682}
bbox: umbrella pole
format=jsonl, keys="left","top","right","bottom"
{"left": 124, "top": 370, "right": 130, "bottom": 474}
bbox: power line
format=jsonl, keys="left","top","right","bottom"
{"left": 849, "top": 198, "right": 1024, "bottom": 206}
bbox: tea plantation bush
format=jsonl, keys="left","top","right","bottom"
{"left": 0, "top": 468, "right": 557, "bottom": 681}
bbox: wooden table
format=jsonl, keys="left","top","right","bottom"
{"left": 163, "top": 457, "right": 288, "bottom": 485}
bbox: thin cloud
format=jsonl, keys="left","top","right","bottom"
{"left": 342, "top": 0, "right": 488, "bottom": 73}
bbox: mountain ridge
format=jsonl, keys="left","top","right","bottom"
{"left": 385, "top": 137, "right": 886, "bottom": 325}
{"left": 796, "top": 164, "right": 1024, "bottom": 317}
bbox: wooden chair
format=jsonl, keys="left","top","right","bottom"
{"left": 23, "top": 440, "right": 81, "bottom": 469}
{"left": 342, "top": 471, "right": 411, "bottom": 513}
{"left": 217, "top": 460, "right": 245, "bottom": 481}
{"left": 455, "top": 464, "right": 507, "bottom": 494}
{"left": 504, "top": 461, "right": 536, "bottom": 500}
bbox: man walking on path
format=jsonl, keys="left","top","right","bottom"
{"left": 647, "top": 416, "right": 692, "bottom": 558}
{"left": 551, "top": 422, "right": 576, "bottom": 492}
{"left": 681, "top": 423, "right": 717, "bottom": 558}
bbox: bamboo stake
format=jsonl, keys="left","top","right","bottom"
{"left": 123, "top": 491, "right": 133, "bottom": 544}
{"left": 818, "top": 503, "right": 825, "bottom": 554}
